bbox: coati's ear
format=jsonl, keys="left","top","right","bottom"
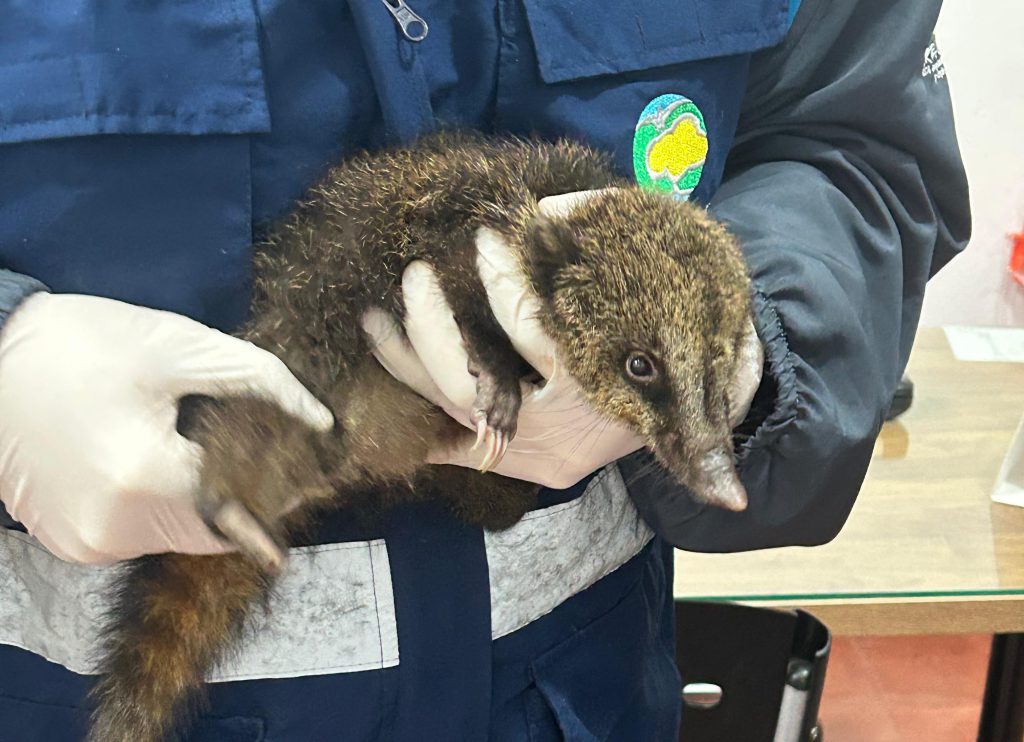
{"left": 524, "top": 217, "right": 584, "bottom": 298}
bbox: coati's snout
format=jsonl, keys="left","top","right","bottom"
{"left": 651, "top": 432, "right": 748, "bottom": 512}
{"left": 523, "top": 187, "right": 757, "bottom": 513}
{"left": 645, "top": 330, "right": 758, "bottom": 512}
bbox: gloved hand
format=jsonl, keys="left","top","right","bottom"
{"left": 363, "top": 191, "right": 762, "bottom": 490}
{"left": 0, "top": 293, "right": 334, "bottom": 564}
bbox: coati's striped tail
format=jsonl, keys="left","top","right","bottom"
{"left": 88, "top": 552, "right": 272, "bottom": 742}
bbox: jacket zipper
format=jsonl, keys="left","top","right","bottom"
{"left": 379, "top": 0, "right": 428, "bottom": 41}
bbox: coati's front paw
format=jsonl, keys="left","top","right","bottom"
{"left": 467, "top": 360, "right": 521, "bottom": 472}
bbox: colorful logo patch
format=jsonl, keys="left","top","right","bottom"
{"left": 633, "top": 94, "right": 708, "bottom": 200}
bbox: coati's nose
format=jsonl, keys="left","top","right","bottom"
{"left": 692, "top": 447, "right": 748, "bottom": 512}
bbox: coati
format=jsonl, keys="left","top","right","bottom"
{"left": 87, "top": 133, "right": 759, "bottom": 742}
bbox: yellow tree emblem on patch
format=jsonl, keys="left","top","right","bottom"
{"left": 633, "top": 94, "right": 709, "bottom": 199}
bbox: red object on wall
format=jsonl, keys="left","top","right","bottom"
{"left": 1011, "top": 230, "right": 1024, "bottom": 287}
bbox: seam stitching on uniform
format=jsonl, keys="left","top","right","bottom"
{"left": 0, "top": 532, "right": 380, "bottom": 560}
{"left": 0, "top": 112, "right": 266, "bottom": 142}
{"left": 69, "top": 56, "right": 87, "bottom": 121}
{"left": 368, "top": 544, "right": 386, "bottom": 671}
{"left": 210, "top": 655, "right": 400, "bottom": 681}
{"left": 230, "top": 0, "right": 256, "bottom": 117}
{"left": 516, "top": 496, "right": 587, "bottom": 522}
{"left": 538, "top": 27, "right": 787, "bottom": 77}
{"left": 0, "top": 688, "right": 82, "bottom": 711}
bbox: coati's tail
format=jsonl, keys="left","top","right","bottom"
{"left": 88, "top": 396, "right": 339, "bottom": 742}
{"left": 88, "top": 553, "right": 271, "bottom": 742}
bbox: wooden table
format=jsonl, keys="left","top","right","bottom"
{"left": 674, "top": 328, "right": 1024, "bottom": 739}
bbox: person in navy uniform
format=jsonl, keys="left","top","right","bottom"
{"left": 0, "top": 0, "right": 969, "bottom": 739}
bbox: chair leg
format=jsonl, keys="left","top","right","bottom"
{"left": 977, "top": 633, "right": 1024, "bottom": 742}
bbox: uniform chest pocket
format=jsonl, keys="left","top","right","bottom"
{"left": 499, "top": 0, "right": 790, "bottom": 204}
{"left": 0, "top": 0, "right": 270, "bottom": 144}
{"left": 521, "top": 0, "right": 790, "bottom": 84}
{"left": 0, "top": 0, "right": 272, "bottom": 331}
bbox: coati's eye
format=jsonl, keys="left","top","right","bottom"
{"left": 625, "top": 352, "right": 657, "bottom": 383}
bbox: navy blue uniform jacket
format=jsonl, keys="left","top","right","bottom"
{"left": 0, "top": 0, "right": 969, "bottom": 739}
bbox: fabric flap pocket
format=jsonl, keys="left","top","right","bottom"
{"left": 529, "top": 581, "right": 680, "bottom": 741}
{"left": 188, "top": 714, "right": 267, "bottom": 741}
{"left": 0, "top": 694, "right": 89, "bottom": 742}
{"left": 0, "top": 0, "right": 270, "bottom": 145}
{"left": 521, "top": 0, "right": 791, "bottom": 83}
{"left": 0, "top": 693, "right": 265, "bottom": 742}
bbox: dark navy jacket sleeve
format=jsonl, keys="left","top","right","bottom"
{"left": 622, "top": 0, "right": 971, "bottom": 551}
{"left": 0, "top": 270, "right": 47, "bottom": 330}
{"left": 0, "top": 271, "right": 46, "bottom": 529}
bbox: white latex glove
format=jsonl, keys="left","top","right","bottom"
{"left": 0, "top": 293, "right": 334, "bottom": 564}
{"left": 362, "top": 191, "right": 646, "bottom": 490}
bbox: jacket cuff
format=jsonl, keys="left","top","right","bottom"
{"left": 0, "top": 271, "right": 47, "bottom": 531}
{"left": 732, "top": 289, "right": 798, "bottom": 462}
{"left": 0, "top": 270, "right": 49, "bottom": 331}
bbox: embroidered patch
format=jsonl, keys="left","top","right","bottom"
{"left": 923, "top": 36, "right": 946, "bottom": 82}
{"left": 633, "top": 94, "right": 708, "bottom": 200}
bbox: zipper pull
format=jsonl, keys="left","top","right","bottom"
{"left": 379, "top": 0, "right": 428, "bottom": 42}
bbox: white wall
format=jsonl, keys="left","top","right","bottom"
{"left": 918, "top": 0, "right": 1024, "bottom": 328}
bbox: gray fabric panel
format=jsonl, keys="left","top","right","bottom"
{"left": 487, "top": 465, "right": 653, "bottom": 639}
{"left": 0, "top": 469, "right": 649, "bottom": 679}
{"left": 0, "top": 531, "right": 400, "bottom": 681}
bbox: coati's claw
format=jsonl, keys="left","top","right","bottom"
{"left": 477, "top": 430, "right": 494, "bottom": 472}
{"left": 488, "top": 431, "right": 502, "bottom": 472}
{"left": 478, "top": 429, "right": 495, "bottom": 472}
{"left": 470, "top": 364, "right": 517, "bottom": 472}
{"left": 470, "top": 367, "right": 521, "bottom": 468}
{"left": 490, "top": 431, "right": 508, "bottom": 470}
{"left": 478, "top": 429, "right": 510, "bottom": 473}
{"left": 472, "top": 417, "right": 488, "bottom": 451}
{"left": 210, "top": 500, "right": 288, "bottom": 575}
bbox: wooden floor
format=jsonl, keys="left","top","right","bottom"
{"left": 821, "top": 634, "right": 991, "bottom": 741}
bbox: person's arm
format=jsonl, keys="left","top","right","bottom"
{"left": 621, "top": 0, "right": 971, "bottom": 550}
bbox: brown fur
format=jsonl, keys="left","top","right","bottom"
{"left": 87, "top": 134, "right": 751, "bottom": 741}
